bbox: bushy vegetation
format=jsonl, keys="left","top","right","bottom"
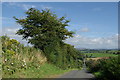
{"left": 1, "top": 36, "right": 47, "bottom": 77}
{"left": 44, "top": 42, "right": 83, "bottom": 69}
{"left": 86, "top": 57, "right": 120, "bottom": 80}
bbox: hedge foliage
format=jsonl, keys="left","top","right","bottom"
{"left": 86, "top": 57, "right": 120, "bottom": 80}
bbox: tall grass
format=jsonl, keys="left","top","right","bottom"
{"left": 5, "top": 63, "right": 70, "bottom": 78}
{"left": 1, "top": 36, "right": 47, "bottom": 77}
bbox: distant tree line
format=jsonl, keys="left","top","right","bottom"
{"left": 79, "top": 49, "right": 119, "bottom": 54}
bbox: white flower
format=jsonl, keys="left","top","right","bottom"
{"left": 5, "top": 59, "right": 7, "bottom": 62}
{"left": 24, "top": 63, "right": 26, "bottom": 65}
{"left": 11, "top": 63, "right": 13, "bottom": 64}
{"left": 8, "top": 69, "right": 10, "bottom": 70}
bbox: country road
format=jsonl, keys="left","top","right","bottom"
{"left": 59, "top": 68, "right": 95, "bottom": 78}
{"left": 56, "top": 59, "right": 95, "bottom": 80}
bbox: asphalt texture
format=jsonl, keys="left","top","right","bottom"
{"left": 54, "top": 60, "right": 95, "bottom": 80}
{"left": 56, "top": 64, "right": 95, "bottom": 80}
{"left": 59, "top": 68, "right": 94, "bottom": 78}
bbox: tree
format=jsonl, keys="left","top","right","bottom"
{"left": 13, "top": 8, "right": 83, "bottom": 69}
{"left": 14, "top": 8, "right": 74, "bottom": 51}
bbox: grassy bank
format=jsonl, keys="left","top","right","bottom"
{"left": 3, "top": 63, "right": 71, "bottom": 78}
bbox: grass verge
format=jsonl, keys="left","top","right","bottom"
{"left": 3, "top": 63, "right": 72, "bottom": 78}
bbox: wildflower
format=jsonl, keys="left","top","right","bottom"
{"left": 11, "top": 63, "right": 13, "bottom": 65}
{"left": 8, "top": 69, "right": 10, "bottom": 70}
{"left": 5, "top": 59, "right": 7, "bottom": 62}
{"left": 24, "top": 63, "right": 26, "bottom": 65}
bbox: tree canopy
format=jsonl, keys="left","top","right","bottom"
{"left": 14, "top": 8, "right": 74, "bottom": 50}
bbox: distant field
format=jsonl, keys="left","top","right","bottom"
{"left": 85, "top": 53, "right": 118, "bottom": 57}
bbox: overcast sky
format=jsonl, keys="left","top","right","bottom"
{"left": 1, "top": 2, "right": 118, "bottom": 49}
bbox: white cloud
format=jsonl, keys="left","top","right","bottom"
{"left": 74, "top": 27, "right": 90, "bottom": 33}
{"left": 2, "top": 27, "right": 119, "bottom": 49}
{"left": 6, "top": 28, "right": 19, "bottom": 33}
{"left": 0, "top": 17, "right": 12, "bottom": 20}
{"left": 7, "top": 2, "right": 36, "bottom": 10}
{"left": 2, "top": 27, "right": 29, "bottom": 45}
{"left": 79, "top": 27, "right": 89, "bottom": 32}
{"left": 22, "top": 4, "right": 36, "bottom": 10}
{"left": 64, "top": 34, "right": 118, "bottom": 49}
{"left": 40, "top": 5, "right": 53, "bottom": 9}
{"left": 7, "top": 2, "right": 52, "bottom": 10}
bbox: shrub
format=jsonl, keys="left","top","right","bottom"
{"left": 44, "top": 42, "right": 83, "bottom": 69}
{"left": 86, "top": 57, "right": 120, "bottom": 80}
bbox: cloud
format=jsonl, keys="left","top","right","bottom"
{"left": 40, "top": 5, "right": 53, "bottom": 9}
{"left": 2, "top": 27, "right": 29, "bottom": 46}
{"left": 73, "top": 27, "right": 90, "bottom": 33}
{"left": 6, "top": 28, "right": 19, "bottom": 33}
{"left": 64, "top": 34, "right": 118, "bottom": 49}
{"left": 2, "top": 26, "right": 119, "bottom": 49}
{"left": 7, "top": 2, "right": 52, "bottom": 10}
{"left": 22, "top": 4, "right": 36, "bottom": 10}
{"left": 0, "top": 17, "right": 12, "bottom": 20}
{"left": 79, "top": 27, "right": 90, "bottom": 32}
{"left": 2, "top": 27, "right": 19, "bottom": 37}
{"left": 7, "top": 2, "right": 36, "bottom": 10}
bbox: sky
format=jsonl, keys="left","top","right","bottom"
{"left": 1, "top": 2, "right": 119, "bottom": 49}
{"left": 1, "top": 0, "right": 120, "bottom": 2}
